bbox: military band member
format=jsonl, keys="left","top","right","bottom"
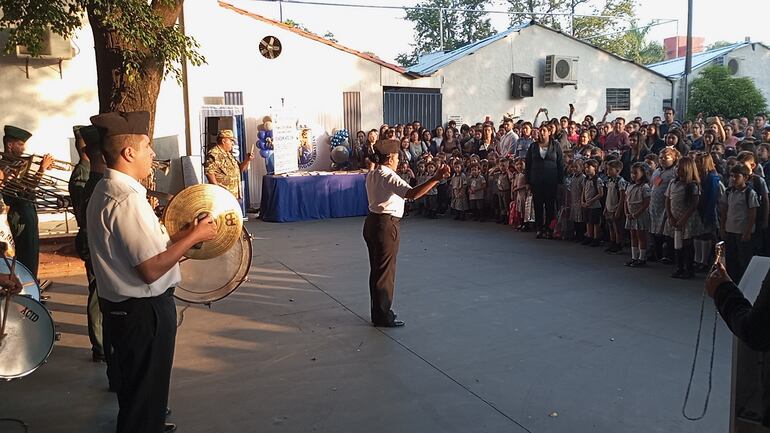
{"left": 2, "top": 125, "right": 53, "bottom": 279}
{"left": 69, "top": 125, "right": 105, "bottom": 363}
{"left": 87, "top": 111, "right": 217, "bottom": 433}
{"left": 204, "top": 129, "right": 254, "bottom": 200}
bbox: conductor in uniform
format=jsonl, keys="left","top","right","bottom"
{"left": 204, "top": 129, "right": 254, "bottom": 200}
{"left": 2, "top": 125, "right": 54, "bottom": 279}
{"left": 364, "top": 139, "right": 450, "bottom": 327}
{"left": 87, "top": 111, "right": 217, "bottom": 433}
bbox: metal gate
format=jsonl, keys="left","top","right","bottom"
{"left": 383, "top": 87, "right": 442, "bottom": 130}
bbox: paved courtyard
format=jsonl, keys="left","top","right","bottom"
{"left": 2, "top": 217, "right": 734, "bottom": 433}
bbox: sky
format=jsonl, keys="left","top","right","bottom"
{"left": 231, "top": 0, "right": 769, "bottom": 64}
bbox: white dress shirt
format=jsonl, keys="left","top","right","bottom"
{"left": 366, "top": 165, "right": 412, "bottom": 218}
{"left": 498, "top": 130, "right": 519, "bottom": 156}
{"left": 86, "top": 169, "right": 181, "bottom": 302}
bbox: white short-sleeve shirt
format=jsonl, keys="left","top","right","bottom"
{"left": 86, "top": 169, "right": 181, "bottom": 302}
{"left": 366, "top": 165, "right": 412, "bottom": 217}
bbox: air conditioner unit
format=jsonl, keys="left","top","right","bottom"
{"left": 16, "top": 30, "right": 74, "bottom": 60}
{"left": 726, "top": 57, "right": 741, "bottom": 75}
{"left": 544, "top": 55, "right": 578, "bottom": 85}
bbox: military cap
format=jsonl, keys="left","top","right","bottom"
{"left": 4, "top": 125, "right": 32, "bottom": 142}
{"left": 217, "top": 129, "right": 235, "bottom": 140}
{"left": 374, "top": 139, "right": 400, "bottom": 155}
{"left": 89, "top": 111, "right": 150, "bottom": 137}
{"left": 78, "top": 125, "right": 103, "bottom": 149}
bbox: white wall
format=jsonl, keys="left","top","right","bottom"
{"left": 723, "top": 44, "right": 770, "bottom": 108}
{"left": 183, "top": 0, "right": 438, "bottom": 206}
{"left": 438, "top": 25, "right": 672, "bottom": 125}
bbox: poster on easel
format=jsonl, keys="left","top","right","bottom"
{"left": 271, "top": 110, "right": 300, "bottom": 174}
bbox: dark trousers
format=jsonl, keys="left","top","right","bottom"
{"left": 532, "top": 184, "right": 557, "bottom": 231}
{"left": 9, "top": 201, "right": 39, "bottom": 279}
{"left": 102, "top": 289, "right": 176, "bottom": 433}
{"left": 363, "top": 213, "right": 400, "bottom": 325}
{"left": 726, "top": 232, "right": 755, "bottom": 282}
{"left": 674, "top": 239, "right": 694, "bottom": 272}
{"left": 84, "top": 260, "right": 104, "bottom": 356}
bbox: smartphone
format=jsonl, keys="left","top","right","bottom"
{"left": 712, "top": 241, "right": 726, "bottom": 272}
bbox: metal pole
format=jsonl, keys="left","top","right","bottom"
{"left": 683, "top": 0, "right": 693, "bottom": 118}
{"left": 279, "top": 0, "right": 284, "bottom": 22}
{"left": 439, "top": 8, "right": 444, "bottom": 52}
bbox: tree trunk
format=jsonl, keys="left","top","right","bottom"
{"left": 87, "top": 1, "right": 184, "bottom": 139}
{"left": 86, "top": 1, "right": 183, "bottom": 191}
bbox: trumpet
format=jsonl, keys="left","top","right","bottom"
{"left": 0, "top": 151, "right": 76, "bottom": 172}
{"left": 152, "top": 159, "right": 171, "bottom": 176}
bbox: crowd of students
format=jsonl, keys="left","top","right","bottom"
{"left": 348, "top": 107, "right": 770, "bottom": 281}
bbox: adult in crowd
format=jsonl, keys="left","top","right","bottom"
{"left": 525, "top": 124, "right": 564, "bottom": 239}
{"left": 2, "top": 125, "right": 53, "bottom": 280}
{"left": 620, "top": 131, "right": 648, "bottom": 181}
{"left": 363, "top": 139, "right": 449, "bottom": 327}
{"left": 204, "top": 129, "right": 254, "bottom": 201}
{"left": 645, "top": 123, "right": 666, "bottom": 156}
{"left": 497, "top": 117, "right": 518, "bottom": 156}
{"left": 658, "top": 107, "right": 681, "bottom": 137}
{"left": 754, "top": 113, "right": 767, "bottom": 140}
{"left": 604, "top": 118, "right": 630, "bottom": 152}
{"left": 88, "top": 111, "right": 218, "bottom": 433}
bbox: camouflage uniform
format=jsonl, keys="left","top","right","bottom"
{"left": 204, "top": 144, "right": 241, "bottom": 199}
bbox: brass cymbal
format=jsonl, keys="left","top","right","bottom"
{"left": 162, "top": 184, "right": 243, "bottom": 260}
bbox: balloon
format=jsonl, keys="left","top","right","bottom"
{"left": 330, "top": 145, "right": 350, "bottom": 164}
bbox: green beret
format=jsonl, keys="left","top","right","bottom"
{"left": 4, "top": 125, "right": 32, "bottom": 142}
{"left": 374, "top": 139, "right": 400, "bottom": 155}
{"left": 78, "top": 125, "right": 103, "bottom": 149}
{"left": 90, "top": 111, "right": 150, "bottom": 137}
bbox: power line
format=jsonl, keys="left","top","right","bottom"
{"left": 253, "top": 0, "right": 638, "bottom": 20}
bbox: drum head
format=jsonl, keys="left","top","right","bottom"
{"left": 0, "top": 295, "right": 55, "bottom": 379}
{"left": 0, "top": 257, "right": 39, "bottom": 301}
{"left": 175, "top": 228, "right": 252, "bottom": 304}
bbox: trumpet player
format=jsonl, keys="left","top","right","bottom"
{"left": 2, "top": 125, "right": 54, "bottom": 279}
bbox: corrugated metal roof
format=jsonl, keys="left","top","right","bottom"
{"left": 406, "top": 24, "right": 531, "bottom": 76}
{"left": 647, "top": 43, "right": 748, "bottom": 78}
{"left": 405, "top": 21, "right": 672, "bottom": 81}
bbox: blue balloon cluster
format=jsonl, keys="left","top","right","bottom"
{"left": 329, "top": 129, "right": 350, "bottom": 149}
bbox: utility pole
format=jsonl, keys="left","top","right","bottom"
{"left": 682, "top": 0, "right": 693, "bottom": 119}
{"left": 439, "top": 7, "right": 444, "bottom": 52}
{"left": 279, "top": 0, "right": 284, "bottom": 22}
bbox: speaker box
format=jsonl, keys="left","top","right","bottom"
{"left": 511, "top": 73, "right": 534, "bottom": 98}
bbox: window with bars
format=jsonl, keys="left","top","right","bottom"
{"left": 606, "top": 88, "right": 631, "bottom": 111}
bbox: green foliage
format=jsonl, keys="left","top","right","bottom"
{"left": 0, "top": 0, "right": 205, "bottom": 85}
{"left": 396, "top": 0, "right": 494, "bottom": 67}
{"left": 689, "top": 65, "right": 767, "bottom": 119}
{"left": 285, "top": 19, "right": 338, "bottom": 43}
{"left": 322, "top": 31, "right": 338, "bottom": 43}
{"left": 707, "top": 40, "right": 735, "bottom": 51}
{"left": 590, "top": 23, "right": 664, "bottom": 64}
{"left": 506, "top": 0, "right": 662, "bottom": 64}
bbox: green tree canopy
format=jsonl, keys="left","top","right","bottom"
{"left": 689, "top": 65, "right": 767, "bottom": 119}
{"left": 0, "top": 0, "right": 204, "bottom": 135}
{"left": 396, "top": 0, "right": 494, "bottom": 67}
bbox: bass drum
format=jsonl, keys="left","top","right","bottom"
{"left": 0, "top": 295, "right": 55, "bottom": 379}
{"left": 0, "top": 257, "right": 39, "bottom": 301}
{"left": 176, "top": 227, "right": 252, "bottom": 304}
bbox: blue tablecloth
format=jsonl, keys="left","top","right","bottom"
{"left": 260, "top": 173, "right": 369, "bottom": 222}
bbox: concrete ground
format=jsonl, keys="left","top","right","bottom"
{"left": 1, "top": 217, "right": 734, "bottom": 433}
